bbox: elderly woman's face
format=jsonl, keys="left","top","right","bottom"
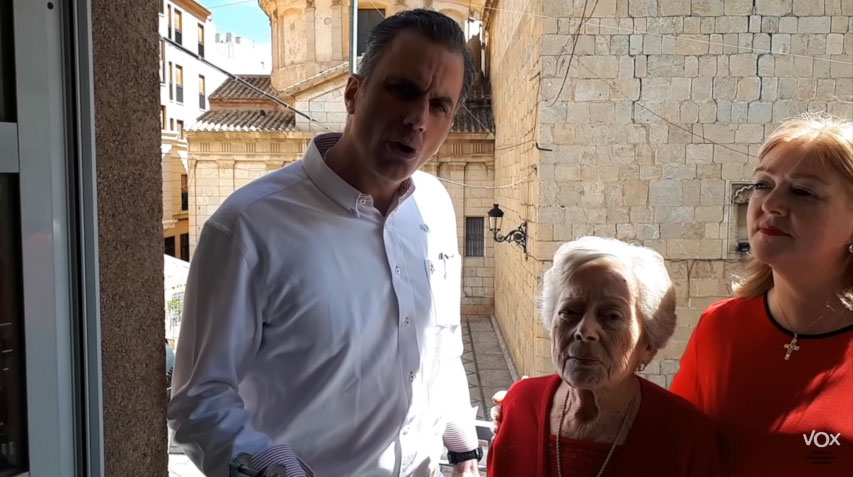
{"left": 550, "top": 259, "right": 646, "bottom": 390}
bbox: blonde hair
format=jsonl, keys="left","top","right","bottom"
{"left": 540, "top": 236, "right": 677, "bottom": 351}
{"left": 734, "top": 113, "right": 853, "bottom": 309}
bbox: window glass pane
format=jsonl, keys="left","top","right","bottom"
{"left": 0, "top": 1, "right": 16, "bottom": 122}
{"left": 465, "top": 217, "right": 484, "bottom": 257}
{"left": 356, "top": 9, "right": 384, "bottom": 56}
{"left": 179, "top": 234, "right": 189, "bottom": 262}
{"left": 164, "top": 236, "right": 176, "bottom": 257}
{"left": 0, "top": 175, "right": 29, "bottom": 474}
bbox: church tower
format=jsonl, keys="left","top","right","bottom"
{"left": 259, "top": 0, "right": 478, "bottom": 91}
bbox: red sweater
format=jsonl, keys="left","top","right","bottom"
{"left": 487, "top": 374, "right": 721, "bottom": 477}
{"left": 671, "top": 295, "right": 853, "bottom": 475}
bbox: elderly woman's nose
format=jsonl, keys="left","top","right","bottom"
{"left": 573, "top": 314, "right": 600, "bottom": 341}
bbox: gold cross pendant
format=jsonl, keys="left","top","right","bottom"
{"left": 783, "top": 333, "right": 800, "bottom": 360}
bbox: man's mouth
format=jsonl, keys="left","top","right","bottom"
{"left": 388, "top": 140, "right": 417, "bottom": 157}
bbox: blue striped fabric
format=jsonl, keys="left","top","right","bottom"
{"left": 250, "top": 445, "right": 314, "bottom": 477}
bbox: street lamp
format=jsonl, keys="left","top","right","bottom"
{"left": 487, "top": 203, "right": 528, "bottom": 259}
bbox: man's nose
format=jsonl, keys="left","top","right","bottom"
{"left": 403, "top": 97, "right": 429, "bottom": 132}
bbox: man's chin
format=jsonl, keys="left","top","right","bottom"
{"left": 375, "top": 158, "right": 424, "bottom": 182}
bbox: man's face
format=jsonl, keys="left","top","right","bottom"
{"left": 344, "top": 31, "right": 465, "bottom": 187}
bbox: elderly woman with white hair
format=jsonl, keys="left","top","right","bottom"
{"left": 487, "top": 237, "right": 721, "bottom": 477}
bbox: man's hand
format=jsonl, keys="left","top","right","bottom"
{"left": 451, "top": 459, "right": 479, "bottom": 477}
{"left": 489, "top": 375, "right": 528, "bottom": 436}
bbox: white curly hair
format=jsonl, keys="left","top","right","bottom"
{"left": 539, "top": 236, "right": 677, "bottom": 351}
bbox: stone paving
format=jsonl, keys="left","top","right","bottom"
{"left": 169, "top": 315, "right": 517, "bottom": 477}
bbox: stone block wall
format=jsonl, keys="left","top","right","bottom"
{"left": 491, "top": 0, "right": 852, "bottom": 381}
{"left": 488, "top": 0, "right": 544, "bottom": 377}
{"left": 293, "top": 76, "right": 350, "bottom": 132}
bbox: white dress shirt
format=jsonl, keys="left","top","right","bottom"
{"left": 168, "top": 133, "right": 477, "bottom": 477}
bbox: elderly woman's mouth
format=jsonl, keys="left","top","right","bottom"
{"left": 568, "top": 356, "right": 601, "bottom": 364}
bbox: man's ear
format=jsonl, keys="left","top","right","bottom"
{"left": 344, "top": 74, "right": 362, "bottom": 115}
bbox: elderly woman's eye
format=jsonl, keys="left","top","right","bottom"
{"left": 605, "top": 312, "right": 623, "bottom": 321}
{"left": 559, "top": 308, "right": 579, "bottom": 318}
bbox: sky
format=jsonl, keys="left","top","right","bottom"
{"left": 201, "top": 0, "right": 271, "bottom": 44}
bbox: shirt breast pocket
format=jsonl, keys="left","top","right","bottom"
{"left": 423, "top": 252, "right": 461, "bottom": 330}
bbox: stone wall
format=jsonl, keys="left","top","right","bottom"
{"left": 93, "top": 0, "right": 168, "bottom": 474}
{"left": 497, "top": 0, "right": 852, "bottom": 381}
{"left": 487, "top": 0, "right": 544, "bottom": 377}
{"left": 263, "top": 0, "right": 473, "bottom": 90}
{"left": 186, "top": 132, "right": 311, "bottom": 251}
{"left": 293, "top": 76, "right": 350, "bottom": 132}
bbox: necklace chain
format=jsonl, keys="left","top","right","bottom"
{"left": 555, "top": 385, "right": 637, "bottom": 477}
{"left": 774, "top": 292, "right": 828, "bottom": 361}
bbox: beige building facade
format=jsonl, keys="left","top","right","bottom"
{"left": 160, "top": 0, "right": 228, "bottom": 261}
{"left": 487, "top": 0, "right": 852, "bottom": 384}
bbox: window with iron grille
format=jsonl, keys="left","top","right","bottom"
{"left": 465, "top": 217, "right": 484, "bottom": 257}
{"left": 175, "top": 65, "right": 183, "bottom": 104}
{"left": 197, "top": 24, "right": 205, "bottom": 58}
{"left": 198, "top": 75, "right": 205, "bottom": 109}
{"left": 180, "top": 174, "right": 188, "bottom": 211}
{"left": 164, "top": 236, "right": 176, "bottom": 257}
{"left": 174, "top": 10, "right": 183, "bottom": 45}
{"left": 180, "top": 233, "right": 189, "bottom": 261}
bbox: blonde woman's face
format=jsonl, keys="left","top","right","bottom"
{"left": 550, "top": 260, "right": 647, "bottom": 390}
{"left": 747, "top": 144, "right": 853, "bottom": 272}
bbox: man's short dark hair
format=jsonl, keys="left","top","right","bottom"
{"left": 357, "top": 9, "right": 475, "bottom": 105}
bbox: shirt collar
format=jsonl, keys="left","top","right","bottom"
{"left": 303, "top": 132, "right": 416, "bottom": 217}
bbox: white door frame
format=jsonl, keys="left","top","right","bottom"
{"left": 11, "top": 0, "right": 103, "bottom": 475}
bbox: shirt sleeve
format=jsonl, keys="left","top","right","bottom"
{"left": 442, "top": 346, "right": 480, "bottom": 453}
{"left": 670, "top": 313, "right": 705, "bottom": 410}
{"left": 167, "top": 224, "right": 311, "bottom": 477}
{"left": 438, "top": 201, "right": 479, "bottom": 453}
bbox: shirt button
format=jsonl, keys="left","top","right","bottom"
{"left": 402, "top": 426, "right": 409, "bottom": 435}
{"left": 349, "top": 208, "right": 356, "bottom": 215}
{"left": 395, "top": 266, "right": 401, "bottom": 274}
{"left": 409, "top": 371, "right": 414, "bottom": 382}
{"left": 359, "top": 198, "right": 367, "bottom": 205}
{"left": 404, "top": 317, "right": 411, "bottom": 326}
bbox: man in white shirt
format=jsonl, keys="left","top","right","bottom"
{"left": 167, "top": 9, "right": 481, "bottom": 477}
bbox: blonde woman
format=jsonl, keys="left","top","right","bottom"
{"left": 671, "top": 114, "right": 853, "bottom": 475}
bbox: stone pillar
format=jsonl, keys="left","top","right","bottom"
{"left": 92, "top": 0, "right": 167, "bottom": 474}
